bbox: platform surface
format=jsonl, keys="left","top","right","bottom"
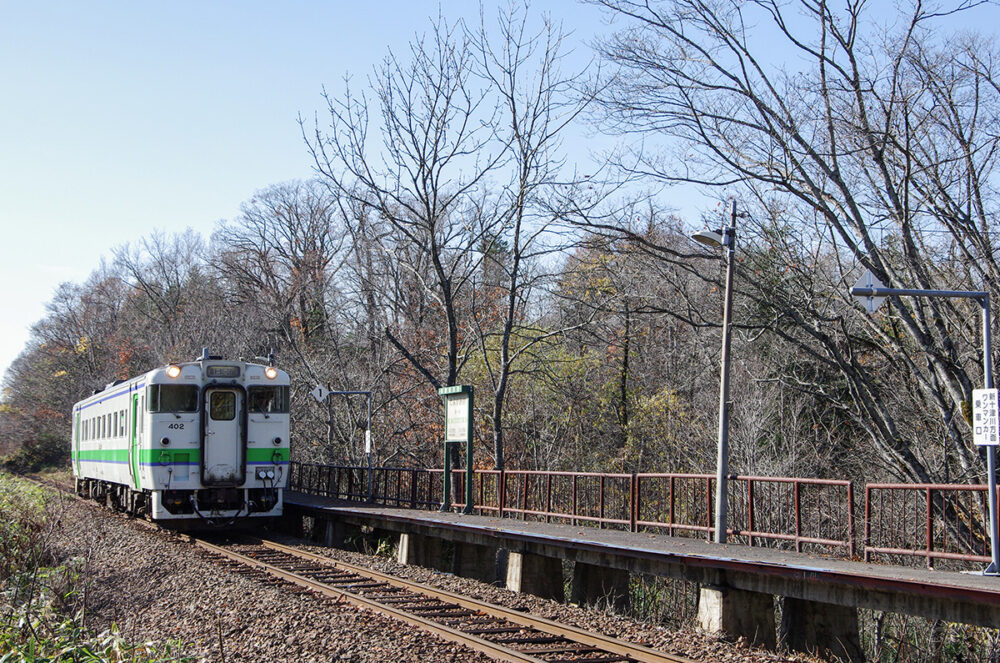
{"left": 285, "top": 490, "right": 1000, "bottom": 609}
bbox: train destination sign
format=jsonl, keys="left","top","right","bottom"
{"left": 973, "top": 388, "right": 1000, "bottom": 446}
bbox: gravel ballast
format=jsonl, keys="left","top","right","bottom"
{"left": 41, "top": 487, "right": 825, "bottom": 662}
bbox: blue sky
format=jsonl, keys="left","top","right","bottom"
{"left": 3, "top": 2, "right": 997, "bottom": 383}
{"left": 0, "top": 1, "right": 611, "bottom": 380}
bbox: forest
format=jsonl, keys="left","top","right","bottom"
{"left": 3, "top": 0, "right": 999, "bottom": 496}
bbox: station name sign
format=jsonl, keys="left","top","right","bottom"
{"left": 973, "top": 388, "right": 1000, "bottom": 446}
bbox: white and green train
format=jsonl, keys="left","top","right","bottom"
{"left": 71, "top": 349, "right": 290, "bottom": 524}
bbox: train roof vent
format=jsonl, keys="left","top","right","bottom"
{"left": 105, "top": 379, "right": 125, "bottom": 389}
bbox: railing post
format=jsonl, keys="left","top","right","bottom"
{"left": 631, "top": 474, "right": 639, "bottom": 533}
{"left": 794, "top": 480, "right": 802, "bottom": 553}
{"left": 546, "top": 474, "right": 552, "bottom": 524}
{"left": 572, "top": 474, "right": 578, "bottom": 527}
{"left": 599, "top": 475, "right": 606, "bottom": 529}
{"left": 499, "top": 470, "right": 506, "bottom": 519}
{"left": 522, "top": 473, "right": 530, "bottom": 521}
{"left": 707, "top": 477, "right": 714, "bottom": 542}
{"left": 747, "top": 478, "right": 755, "bottom": 547}
{"left": 669, "top": 476, "right": 675, "bottom": 537}
{"left": 926, "top": 487, "right": 934, "bottom": 569}
{"left": 864, "top": 485, "right": 872, "bottom": 563}
{"left": 410, "top": 469, "right": 418, "bottom": 508}
{"left": 847, "top": 481, "right": 856, "bottom": 559}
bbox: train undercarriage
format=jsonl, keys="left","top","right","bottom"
{"left": 75, "top": 477, "right": 281, "bottom": 527}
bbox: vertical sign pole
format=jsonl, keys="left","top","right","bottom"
{"left": 850, "top": 282, "right": 998, "bottom": 574}
{"left": 440, "top": 442, "right": 453, "bottom": 512}
{"left": 463, "top": 389, "right": 475, "bottom": 515}
{"left": 983, "top": 297, "right": 999, "bottom": 574}
{"left": 365, "top": 391, "right": 374, "bottom": 503}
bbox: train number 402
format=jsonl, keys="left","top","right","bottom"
{"left": 167, "top": 423, "right": 185, "bottom": 430}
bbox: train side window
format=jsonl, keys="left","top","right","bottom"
{"left": 113, "top": 412, "right": 118, "bottom": 437}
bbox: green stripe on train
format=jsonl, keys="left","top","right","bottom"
{"left": 72, "top": 447, "right": 289, "bottom": 463}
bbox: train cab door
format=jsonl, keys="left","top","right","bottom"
{"left": 202, "top": 387, "right": 245, "bottom": 486}
{"left": 129, "top": 393, "right": 140, "bottom": 489}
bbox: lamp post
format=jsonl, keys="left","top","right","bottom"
{"left": 692, "top": 200, "right": 738, "bottom": 544}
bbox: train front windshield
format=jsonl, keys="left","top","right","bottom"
{"left": 147, "top": 385, "right": 199, "bottom": 412}
{"left": 248, "top": 386, "right": 290, "bottom": 414}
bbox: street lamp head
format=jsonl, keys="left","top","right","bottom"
{"left": 691, "top": 228, "right": 725, "bottom": 248}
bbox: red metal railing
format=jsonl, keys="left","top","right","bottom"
{"left": 289, "top": 462, "right": 1000, "bottom": 568}
{"left": 289, "top": 462, "right": 855, "bottom": 556}
{"left": 727, "top": 476, "right": 854, "bottom": 555}
{"left": 864, "top": 483, "right": 999, "bottom": 568}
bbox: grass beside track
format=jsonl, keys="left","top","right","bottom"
{"left": 0, "top": 471, "right": 193, "bottom": 662}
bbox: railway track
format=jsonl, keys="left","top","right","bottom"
{"left": 191, "top": 536, "right": 696, "bottom": 663}
{"left": 22, "top": 474, "right": 695, "bottom": 662}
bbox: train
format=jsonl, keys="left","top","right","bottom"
{"left": 71, "top": 349, "right": 290, "bottom": 525}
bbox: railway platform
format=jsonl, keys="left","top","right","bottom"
{"left": 284, "top": 490, "right": 1000, "bottom": 662}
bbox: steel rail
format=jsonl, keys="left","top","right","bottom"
{"left": 188, "top": 536, "right": 548, "bottom": 663}
{"left": 253, "top": 537, "right": 693, "bottom": 663}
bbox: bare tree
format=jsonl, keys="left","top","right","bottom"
{"left": 467, "top": 3, "right": 597, "bottom": 469}
{"left": 305, "top": 15, "right": 503, "bottom": 390}
{"left": 592, "top": 0, "right": 1000, "bottom": 483}
{"left": 213, "top": 180, "right": 346, "bottom": 346}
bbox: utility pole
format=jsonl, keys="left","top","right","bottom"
{"left": 692, "top": 200, "right": 738, "bottom": 544}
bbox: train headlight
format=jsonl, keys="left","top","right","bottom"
{"left": 166, "top": 365, "right": 181, "bottom": 378}
{"left": 160, "top": 437, "right": 170, "bottom": 446}
{"left": 273, "top": 437, "right": 282, "bottom": 446}
{"left": 264, "top": 366, "right": 278, "bottom": 380}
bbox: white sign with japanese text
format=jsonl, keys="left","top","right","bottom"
{"left": 973, "top": 388, "right": 1000, "bottom": 446}
{"left": 446, "top": 394, "right": 470, "bottom": 442}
